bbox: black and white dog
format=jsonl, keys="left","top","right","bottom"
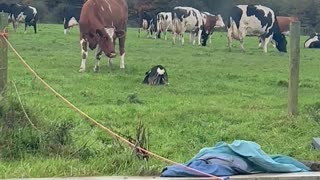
{"left": 143, "top": 65, "right": 168, "bottom": 85}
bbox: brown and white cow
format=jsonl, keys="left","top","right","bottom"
{"left": 79, "top": 0, "right": 128, "bottom": 72}
{"left": 201, "top": 12, "right": 225, "bottom": 46}
{"left": 172, "top": 6, "right": 204, "bottom": 45}
{"left": 259, "top": 16, "right": 299, "bottom": 48}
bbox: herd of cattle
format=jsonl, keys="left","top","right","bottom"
{"left": 1, "top": 0, "right": 320, "bottom": 72}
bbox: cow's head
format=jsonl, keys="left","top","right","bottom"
{"left": 96, "top": 27, "right": 116, "bottom": 58}
{"left": 275, "top": 34, "right": 287, "bottom": 53}
{"left": 214, "top": 15, "right": 225, "bottom": 28}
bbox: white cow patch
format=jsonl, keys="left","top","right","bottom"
{"left": 236, "top": 6, "right": 275, "bottom": 36}
{"left": 68, "top": 17, "right": 79, "bottom": 27}
{"left": 304, "top": 36, "right": 319, "bottom": 48}
{"left": 120, "top": 53, "right": 125, "bottom": 69}
{"left": 29, "top": 6, "right": 37, "bottom": 15}
{"left": 105, "top": 27, "right": 115, "bottom": 42}
{"left": 157, "top": 67, "right": 165, "bottom": 75}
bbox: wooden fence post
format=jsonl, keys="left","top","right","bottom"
{"left": 0, "top": 12, "right": 8, "bottom": 99}
{"left": 288, "top": 21, "right": 301, "bottom": 117}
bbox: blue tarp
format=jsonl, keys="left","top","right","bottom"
{"left": 161, "top": 140, "right": 310, "bottom": 177}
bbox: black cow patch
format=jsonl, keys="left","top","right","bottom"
{"left": 143, "top": 65, "right": 168, "bottom": 85}
{"left": 63, "top": 6, "right": 81, "bottom": 30}
{"left": 173, "top": 8, "right": 191, "bottom": 22}
{"left": 228, "top": 6, "right": 243, "bottom": 29}
{"left": 0, "top": 3, "right": 10, "bottom": 13}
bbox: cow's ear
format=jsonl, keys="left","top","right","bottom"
{"left": 96, "top": 29, "right": 104, "bottom": 38}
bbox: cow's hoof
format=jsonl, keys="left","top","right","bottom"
{"left": 120, "top": 65, "right": 125, "bottom": 69}
{"left": 79, "top": 68, "right": 85, "bottom": 73}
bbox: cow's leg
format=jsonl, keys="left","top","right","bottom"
{"left": 12, "top": 21, "right": 17, "bottom": 32}
{"left": 164, "top": 29, "right": 167, "bottom": 40}
{"left": 24, "top": 23, "right": 27, "bottom": 34}
{"left": 119, "top": 36, "right": 126, "bottom": 69}
{"left": 147, "top": 29, "right": 150, "bottom": 38}
{"left": 138, "top": 28, "right": 141, "bottom": 38}
{"left": 94, "top": 45, "right": 102, "bottom": 73}
{"left": 271, "top": 39, "right": 276, "bottom": 48}
{"left": 189, "top": 33, "right": 194, "bottom": 44}
{"left": 172, "top": 32, "right": 176, "bottom": 44}
{"left": 239, "top": 30, "right": 246, "bottom": 52}
{"left": 209, "top": 34, "right": 212, "bottom": 44}
{"left": 33, "top": 23, "right": 37, "bottom": 34}
{"left": 227, "top": 30, "right": 233, "bottom": 52}
{"left": 258, "top": 37, "right": 262, "bottom": 48}
{"left": 239, "top": 39, "right": 245, "bottom": 52}
{"left": 197, "top": 29, "right": 203, "bottom": 45}
{"left": 181, "top": 33, "right": 185, "bottom": 45}
{"left": 79, "top": 38, "right": 88, "bottom": 72}
{"left": 263, "top": 36, "right": 272, "bottom": 53}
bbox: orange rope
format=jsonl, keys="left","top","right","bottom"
{"left": 0, "top": 27, "right": 8, "bottom": 39}
{"left": 0, "top": 33, "right": 224, "bottom": 180}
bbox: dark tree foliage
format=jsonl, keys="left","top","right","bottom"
{"left": 0, "top": 0, "right": 319, "bottom": 34}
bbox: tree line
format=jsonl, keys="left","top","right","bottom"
{"left": 0, "top": 0, "right": 319, "bottom": 34}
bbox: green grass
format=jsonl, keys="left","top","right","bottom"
{"left": 0, "top": 23, "right": 320, "bottom": 178}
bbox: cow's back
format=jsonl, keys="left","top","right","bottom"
{"left": 277, "top": 16, "right": 299, "bottom": 33}
{"left": 80, "top": 0, "right": 128, "bottom": 34}
{"left": 228, "top": 5, "right": 278, "bottom": 37}
{"left": 173, "top": 7, "right": 203, "bottom": 31}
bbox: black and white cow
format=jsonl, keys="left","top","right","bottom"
{"left": 63, "top": 5, "right": 82, "bottom": 35}
{"left": 227, "top": 5, "right": 287, "bottom": 53}
{"left": 304, "top": 33, "right": 320, "bottom": 48}
{"left": 156, "top": 12, "right": 172, "bottom": 40}
{"left": 138, "top": 11, "right": 157, "bottom": 38}
{"left": 7, "top": 3, "right": 38, "bottom": 33}
{"left": 172, "top": 6, "right": 204, "bottom": 45}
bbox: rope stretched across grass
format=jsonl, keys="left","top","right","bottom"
{"left": 0, "top": 33, "right": 223, "bottom": 180}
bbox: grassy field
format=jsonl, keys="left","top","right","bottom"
{"left": 0, "top": 24, "right": 320, "bottom": 178}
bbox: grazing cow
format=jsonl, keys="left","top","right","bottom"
{"left": 227, "top": 5, "right": 287, "bottom": 53}
{"left": 259, "top": 16, "right": 299, "bottom": 48}
{"left": 201, "top": 12, "right": 225, "bottom": 46}
{"left": 7, "top": 3, "right": 38, "bottom": 33}
{"left": 156, "top": 12, "right": 172, "bottom": 40}
{"left": 172, "top": 6, "right": 204, "bottom": 45}
{"left": 79, "top": 0, "right": 128, "bottom": 72}
{"left": 63, "top": 5, "right": 82, "bottom": 35}
{"left": 304, "top": 33, "right": 320, "bottom": 48}
{"left": 138, "top": 11, "right": 157, "bottom": 38}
